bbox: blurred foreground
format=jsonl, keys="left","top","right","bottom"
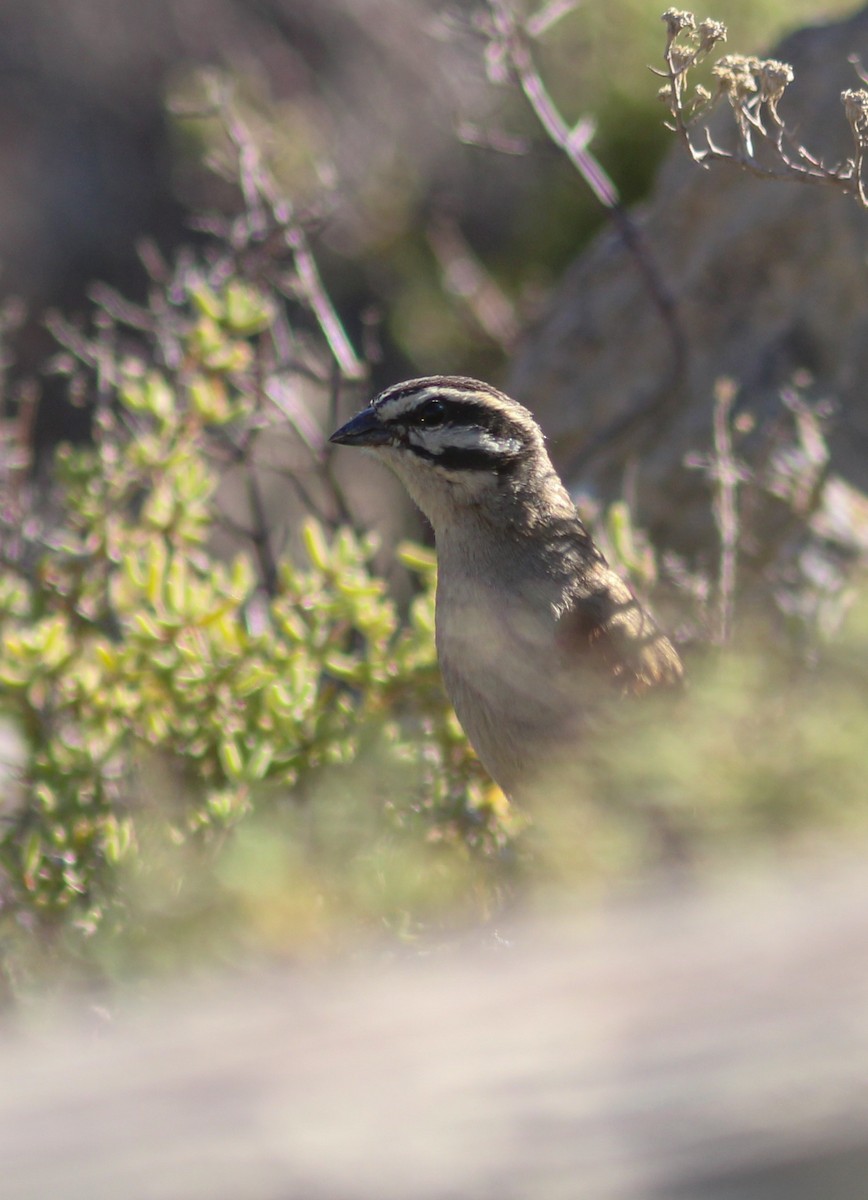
{"left": 4, "top": 857, "right": 868, "bottom": 1200}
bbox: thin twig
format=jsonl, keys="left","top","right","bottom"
{"left": 282, "top": 227, "right": 366, "bottom": 382}
{"left": 320, "top": 359, "right": 358, "bottom": 530}
{"left": 711, "top": 379, "right": 739, "bottom": 644}
{"left": 426, "top": 215, "right": 521, "bottom": 351}
{"left": 244, "top": 460, "right": 279, "bottom": 598}
{"left": 684, "top": 377, "right": 747, "bottom": 644}
{"left": 525, "top": 0, "right": 582, "bottom": 39}
{"left": 487, "top": 0, "right": 687, "bottom": 382}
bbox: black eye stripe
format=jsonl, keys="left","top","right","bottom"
{"left": 406, "top": 443, "right": 514, "bottom": 472}
{"left": 386, "top": 397, "right": 518, "bottom": 439}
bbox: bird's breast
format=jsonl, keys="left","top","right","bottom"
{"left": 434, "top": 576, "right": 585, "bottom": 793}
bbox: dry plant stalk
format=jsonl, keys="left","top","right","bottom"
{"left": 684, "top": 378, "right": 750, "bottom": 645}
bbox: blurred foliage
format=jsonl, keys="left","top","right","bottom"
{"left": 0, "top": 200, "right": 515, "bottom": 1001}
{"left": 534, "top": 588, "right": 868, "bottom": 887}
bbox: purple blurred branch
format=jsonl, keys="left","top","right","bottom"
{"left": 486, "top": 0, "right": 686, "bottom": 383}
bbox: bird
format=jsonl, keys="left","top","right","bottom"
{"left": 330, "top": 376, "right": 683, "bottom": 800}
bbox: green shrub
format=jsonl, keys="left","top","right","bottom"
{"left": 0, "top": 216, "right": 519, "bottom": 999}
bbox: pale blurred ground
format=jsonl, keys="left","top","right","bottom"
{"left": 4, "top": 857, "right": 868, "bottom": 1200}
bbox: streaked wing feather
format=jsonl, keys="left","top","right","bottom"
{"left": 556, "top": 572, "right": 684, "bottom": 694}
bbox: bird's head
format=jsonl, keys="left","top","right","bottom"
{"left": 329, "top": 376, "right": 552, "bottom": 526}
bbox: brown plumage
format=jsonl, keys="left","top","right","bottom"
{"left": 331, "top": 376, "right": 682, "bottom": 798}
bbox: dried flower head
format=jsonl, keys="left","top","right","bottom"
{"left": 662, "top": 8, "right": 696, "bottom": 38}
{"left": 758, "top": 59, "right": 794, "bottom": 105}
{"left": 712, "top": 54, "right": 758, "bottom": 102}
{"left": 842, "top": 88, "right": 868, "bottom": 143}
{"left": 697, "top": 18, "right": 726, "bottom": 54}
{"left": 669, "top": 44, "right": 697, "bottom": 74}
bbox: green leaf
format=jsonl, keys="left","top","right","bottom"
{"left": 188, "top": 374, "right": 232, "bottom": 424}
{"left": 190, "top": 282, "right": 224, "bottom": 321}
{"left": 132, "top": 611, "right": 165, "bottom": 640}
{"left": 205, "top": 787, "right": 251, "bottom": 825}
{"left": 397, "top": 541, "right": 437, "bottom": 573}
{"left": 145, "top": 540, "right": 169, "bottom": 607}
{"left": 166, "top": 557, "right": 189, "bottom": 616}
{"left": 102, "top": 816, "right": 134, "bottom": 865}
{"left": 218, "top": 737, "right": 244, "bottom": 781}
{"left": 22, "top": 831, "right": 43, "bottom": 890}
{"left": 302, "top": 519, "right": 331, "bottom": 571}
{"left": 223, "top": 281, "right": 272, "bottom": 335}
{"left": 144, "top": 373, "right": 176, "bottom": 423}
{"left": 244, "top": 741, "right": 274, "bottom": 782}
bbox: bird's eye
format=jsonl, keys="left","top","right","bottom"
{"left": 417, "top": 399, "right": 447, "bottom": 427}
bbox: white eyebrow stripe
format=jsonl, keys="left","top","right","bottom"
{"left": 376, "top": 388, "right": 444, "bottom": 422}
{"left": 408, "top": 425, "right": 523, "bottom": 457}
{"left": 376, "top": 385, "right": 515, "bottom": 423}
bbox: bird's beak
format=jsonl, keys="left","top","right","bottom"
{"left": 329, "top": 406, "right": 392, "bottom": 448}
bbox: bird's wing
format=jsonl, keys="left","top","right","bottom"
{"left": 556, "top": 568, "right": 684, "bottom": 694}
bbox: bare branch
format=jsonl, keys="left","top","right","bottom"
{"left": 282, "top": 226, "right": 366, "bottom": 382}
{"left": 710, "top": 378, "right": 740, "bottom": 644}
{"left": 684, "top": 377, "right": 751, "bottom": 644}
{"left": 426, "top": 215, "right": 521, "bottom": 352}
{"left": 484, "top": 0, "right": 688, "bottom": 394}
{"left": 525, "top": 0, "right": 582, "bottom": 39}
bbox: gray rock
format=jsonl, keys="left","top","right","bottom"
{"left": 509, "top": 5, "right": 868, "bottom": 566}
